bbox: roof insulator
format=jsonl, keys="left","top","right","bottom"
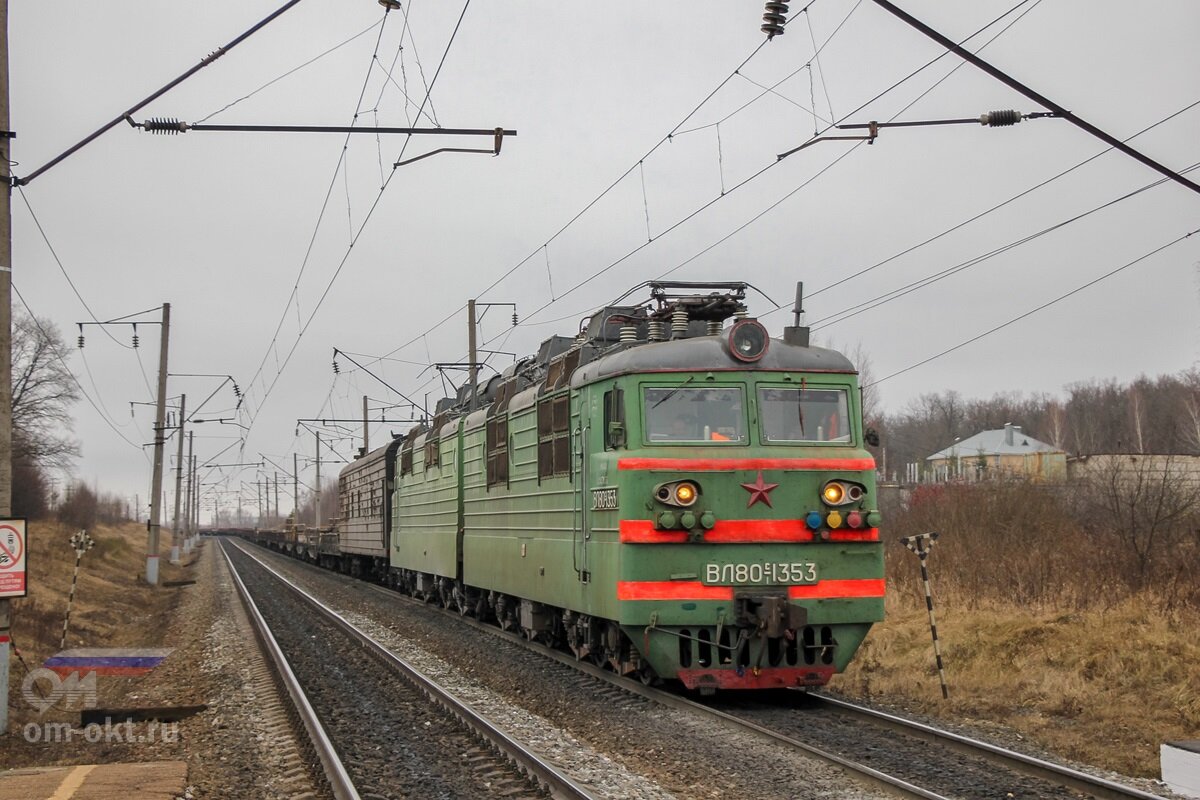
{"left": 980, "top": 109, "right": 1022, "bottom": 127}
{"left": 762, "top": 1, "right": 789, "bottom": 38}
{"left": 142, "top": 117, "right": 190, "bottom": 134}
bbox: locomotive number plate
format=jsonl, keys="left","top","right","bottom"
{"left": 703, "top": 562, "right": 818, "bottom": 586}
{"left": 591, "top": 487, "right": 619, "bottom": 510}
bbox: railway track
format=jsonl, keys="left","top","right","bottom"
{"left": 221, "top": 539, "right": 598, "bottom": 800}
{"left": 233, "top": 538, "right": 1170, "bottom": 800}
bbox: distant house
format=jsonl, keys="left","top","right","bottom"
{"left": 925, "top": 423, "right": 1067, "bottom": 482}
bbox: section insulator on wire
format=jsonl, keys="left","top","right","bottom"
{"left": 761, "top": 1, "right": 789, "bottom": 38}
{"left": 142, "top": 117, "right": 190, "bottom": 134}
{"left": 980, "top": 109, "right": 1021, "bottom": 127}
{"left": 512, "top": 312, "right": 519, "bottom": 326}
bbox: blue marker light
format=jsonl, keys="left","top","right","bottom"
{"left": 805, "top": 511, "right": 822, "bottom": 530}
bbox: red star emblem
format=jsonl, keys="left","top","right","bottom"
{"left": 740, "top": 471, "right": 779, "bottom": 508}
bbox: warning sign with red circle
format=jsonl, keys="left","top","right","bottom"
{"left": 0, "top": 519, "right": 28, "bottom": 598}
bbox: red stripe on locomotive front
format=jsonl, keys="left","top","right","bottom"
{"left": 617, "top": 577, "right": 885, "bottom": 601}
{"left": 618, "top": 519, "right": 880, "bottom": 543}
{"left": 617, "top": 457, "right": 876, "bottom": 471}
{"left": 788, "top": 578, "right": 886, "bottom": 599}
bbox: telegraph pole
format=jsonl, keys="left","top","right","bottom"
{"left": 0, "top": 0, "right": 14, "bottom": 734}
{"left": 362, "top": 395, "right": 369, "bottom": 454}
{"left": 170, "top": 394, "right": 186, "bottom": 564}
{"left": 145, "top": 303, "right": 171, "bottom": 585}
{"left": 273, "top": 473, "right": 279, "bottom": 524}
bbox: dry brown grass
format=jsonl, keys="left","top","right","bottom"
{"left": 836, "top": 480, "right": 1200, "bottom": 778}
{"left": 1, "top": 520, "right": 190, "bottom": 752}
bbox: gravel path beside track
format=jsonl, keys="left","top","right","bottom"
{"left": 232, "top": 540, "right": 889, "bottom": 800}
{"left": 226, "top": 543, "right": 559, "bottom": 800}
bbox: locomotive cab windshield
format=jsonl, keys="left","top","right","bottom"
{"left": 644, "top": 385, "right": 746, "bottom": 442}
{"left": 758, "top": 386, "right": 852, "bottom": 444}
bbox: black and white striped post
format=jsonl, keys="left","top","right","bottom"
{"left": 60, "top": 530, "right": 95, "bottom": 650}
{"left": 899, "top": 531, "right": 948, "bottom": 699}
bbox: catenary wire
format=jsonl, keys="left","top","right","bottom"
{"left": 504, "top": 0, "right": 1041, "bottom": 331}
{"left": 867, "top": 228, "right": 1200, "bottom": 387}
{"left": 240, "top": 9, "right": 397, "bottom": 420}
{"left": 12, "top": 284, "right": 144, "bottom": 452}
{"left": 810, "top": 162, "right": 1200, "bottom": 330}
{"left": 195, "top": 19, "right": 385, "bottom": 123}
{"left": 371, "top": 0, "right": 837, "bottom": 366}
{"left": 243, "top": 0, "right": 473, "bottom": 439}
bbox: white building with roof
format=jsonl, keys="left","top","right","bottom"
{"left": 925, "top": 423, "right": 1067, "bottom": 482}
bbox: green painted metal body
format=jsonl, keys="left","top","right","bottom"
{"left": 392, "top": 418, "right": 463, "bottom": 580}
{"left": 389, "top": 337, "right": 884, "bottom": 687}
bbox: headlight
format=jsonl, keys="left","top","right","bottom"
{"left": 728, "top": 319, "right": 769, "bottom": 363}
{"left": 821, "top": 481, "right": 866, "bottom": 506}
{"left": 654, "top": 480, "right": 700, "bottom": 508}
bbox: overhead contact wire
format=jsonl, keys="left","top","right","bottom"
{"left": 868, "top": 228, "right": 1200, "bottom": 386}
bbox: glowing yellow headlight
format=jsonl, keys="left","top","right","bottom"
{"left": 674, "top": 482, "right": 698, "bottom": 506}
{"left": 823, "top": 483, "right": 845, "bottom": 504}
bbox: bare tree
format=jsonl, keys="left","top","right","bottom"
{"left": 12, "top": 313, "right": 80, "bottom": 471}
{"left": 1182, "top": 368, "right": 1200, "bottom": 453}
{"left": 1078, "top": 454, "right": 1200, "bottom": 586}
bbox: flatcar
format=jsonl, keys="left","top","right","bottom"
{"left": 321, "top": 281, "right": 884, "bottom": 692}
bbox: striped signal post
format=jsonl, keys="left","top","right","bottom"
{"left": 899, "top": 532, "right": 948, "bottom": 699}
{"left": 60, "top": 530, "right": 95, "bottom": 649}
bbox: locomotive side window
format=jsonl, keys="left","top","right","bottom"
{"left": 643, "top": 386, "right": 746, "bottom": 443}
{"left": 537, "top": 393, "right": 571, "bottom": 479}
{"left": 486, "top": 415, "right": 509, "bottom": 488}
{"left": 425, "top": 431, "right": 440, "bottom": 469}
{"left": 758, "top": 387, "right": 851, "bottom": 443}
{"left": 603, "top": 387, "right": 625, "bottom": 450}
{"left": 400, "top": 440, "right": 414, "bottom": 477}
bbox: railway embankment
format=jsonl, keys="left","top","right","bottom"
{"left": 836, "top": 480, "right": 1200, "bottom": 781}
{"left": 0, "top": 524, "right": 319, "bottom": 800}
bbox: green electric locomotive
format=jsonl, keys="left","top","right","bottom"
{"left": 388, "top": 281, "right": 883, "bottom": 691}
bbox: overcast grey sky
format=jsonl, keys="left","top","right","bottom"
{"left": 10, "top": 1, "right": 1200, "bottom": 520}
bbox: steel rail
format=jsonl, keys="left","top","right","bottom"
{"left": 255, "top": 544, "right": 948, "bottom": 800}
{"left": 235, "top": 536, "right": 1165, "bottom": 800}
{"left": 423, "top": 586, "right": 1164, "bottom": 800}
{"left": 224, "top": 539, "right": 597, "bottom": 800}
{"left": 219, "top": 542, "right": 361, "bottom": 800}
{"left": 810, "top": 693, "right": 1165, "bottom": 800}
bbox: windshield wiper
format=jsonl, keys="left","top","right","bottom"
{"left": 651, "top": 375, "right": 695, "bottom": 408}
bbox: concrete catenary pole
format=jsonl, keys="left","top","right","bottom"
{"left": 145, "top": 302, "right": 171, "bottom": 585}
{"left": 467, "top": 299, "right": 478, "bottom": 411}
{"left": 188, "top": 450, "right": 196, "bottom": 545}
{"left": 292, "top": 452, "right": 299, "bottom": 527}
{"left": 362, "top": 394, "right": 369, "bottom": 455}
{"left": 0, "top": 0, "right": 14, "bottom": 734}
{"left": 170, "top": 394, "right": 186, "bottom": 564}
{"left": 184, "top": 431, "right": 194, "bottom": 549}
{"left": 191, "top": 452, "right": 198, "bottom": 541}
{"left": 314, "top": 431, "right": 322, "bottom": 529}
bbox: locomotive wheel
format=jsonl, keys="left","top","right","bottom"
{"left": 637, "top": 662, "right": 658, "bottom": 686}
